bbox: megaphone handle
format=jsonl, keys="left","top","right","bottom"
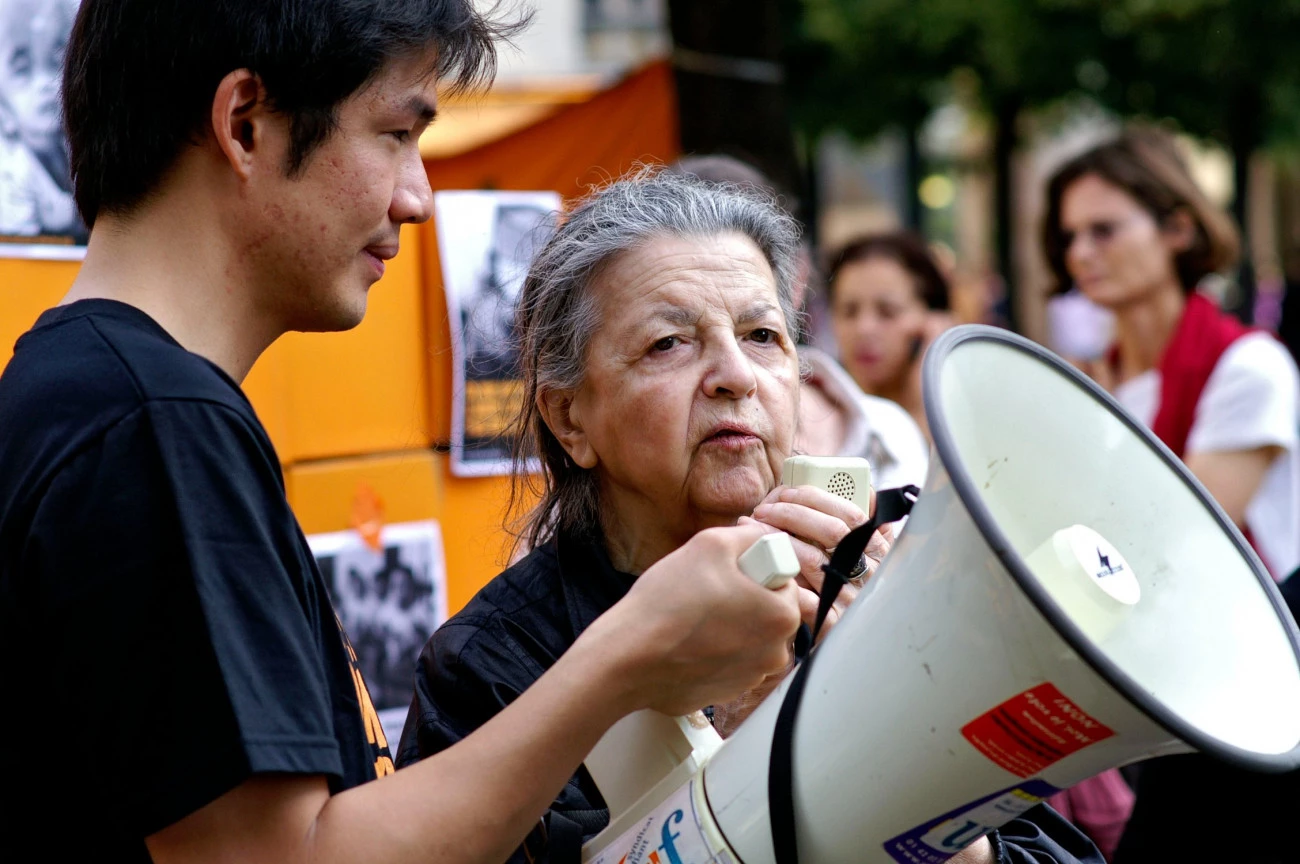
{"left": 769, "top": 485, "right": 919, "bottom": 864}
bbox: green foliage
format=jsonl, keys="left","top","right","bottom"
{"left": 1078, "top": 0, "right": 1300, "bottom": 150}
{"left": 785, "top": 0, "right": 1300, "bottom": 150}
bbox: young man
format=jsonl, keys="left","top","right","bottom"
{"left": 0, "top": 2, "right": 802, "bottom": 861}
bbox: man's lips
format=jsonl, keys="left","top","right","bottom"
{"left": 363, "top": 244, "right": 399, "bottom": 278}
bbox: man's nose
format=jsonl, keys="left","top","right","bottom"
{"left": 391, "top": 154, "right": 434, "bottom": 225}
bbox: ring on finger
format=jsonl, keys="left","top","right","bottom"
{"left": 845, "top": 553, "right": 869, "bottom": 587}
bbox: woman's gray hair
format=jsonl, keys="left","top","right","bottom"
{"left": 507, "top": 165, "right": 804, "bottom": 552}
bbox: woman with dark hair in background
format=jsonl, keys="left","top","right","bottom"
{"left": 826, "top": 231, "right": 954, "bottom": 441}
{"left": 1042, "top": 126, "right": 1300, "bottom": 864}
{"left": 1044, "top": 127, "right": 1299, "bottom": 580}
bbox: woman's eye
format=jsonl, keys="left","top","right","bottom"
{"left": 390, "top": 130, "right": 412, "bottom": 143}
{"left": 749, "top": 328, "right": 776, "bottom": 344}
{"left": 652, "top": 336, "right": 679, "bottom": 352}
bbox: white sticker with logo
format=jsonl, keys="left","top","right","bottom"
{"left": 585, "top": 777, "right": 736, "bottom": 864}
{"left": 1066, "top": 525, "right": 1140, "bottom": 605}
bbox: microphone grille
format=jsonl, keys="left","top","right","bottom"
{"left": 827, "top": 471, "right": 855, "bottom": 501}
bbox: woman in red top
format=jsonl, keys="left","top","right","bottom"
{"left": 1043, "top": 127, "right": 1299, "bottom": 576}
{"left": 1040, "top": 126, "right": 1300, "bottom": 863}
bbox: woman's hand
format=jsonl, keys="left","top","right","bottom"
{"left": 749, "top": 484, "right": 893, "bottom": 637}
{"left": 709, "top": 661, "right": 793, "bottom": 738}
{"left": 906, "top": 310, "right": 953, "bottom": 383}
{"left": 710, "top": 489, "right": 894, "bottom": 737}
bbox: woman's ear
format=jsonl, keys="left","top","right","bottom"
{"left": 1161, "top": 208, "right": 1197, "bottom": 255}
{"left": 537, "top": 388, "right": 598, "bottom": 469}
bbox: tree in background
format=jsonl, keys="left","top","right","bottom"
{"left": 784, "top": 0, "right": 1118, "bottom": 330}
{"left": 780, "top": 0, "right": 1300, "bottom": 328}
{"left": 666, "top": 0, "right": 803, "bottom": 213}
{"left": 1067, "top": 0, "right": 1300, "bottom": 320}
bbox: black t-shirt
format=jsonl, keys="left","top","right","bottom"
{"left": 0, "top": 300, "right": 391, "bottom": 858}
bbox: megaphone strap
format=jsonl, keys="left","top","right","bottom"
{"left": 769, "top": 485, "right": 919, "bottom": 864}
{"left": 813, "top": 485, "right": 919, "bottom": 643}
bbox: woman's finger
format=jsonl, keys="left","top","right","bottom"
{"left": 752, "top": 501, "right": 859, "bottom": 554}
{"left": 765, "top": 484, "right": 868, "bottom": 528}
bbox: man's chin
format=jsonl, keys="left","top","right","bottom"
{"left": 290, "top": 297, "right": 369, "bottom": 334}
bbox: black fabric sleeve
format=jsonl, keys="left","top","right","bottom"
{"left": 28, "top": 399, "right": 342, "bottom": 836}
{"left": 397, "top": 618, "right": 607, "bottom": 864}
{"left": 990, "top": 804, "right": 1106, "bottom": 864}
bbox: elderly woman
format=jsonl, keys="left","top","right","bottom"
{"left": 397, "top": 171, "right": 1100, "bottom": 864}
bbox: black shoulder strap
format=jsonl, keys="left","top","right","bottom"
{"left": 768, "top": 485, "right": 919, "bottom": 864}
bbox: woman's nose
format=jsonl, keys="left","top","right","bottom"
{"left": 702, "top": 338, "right": 758, "bottom": 399}
{"left": 1065, "top": 230, "right": 1099, "bottom": 268}
{"left": 851, "top": 313, "right": 881, "bottom": 341}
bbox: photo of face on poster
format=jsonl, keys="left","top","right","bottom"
{"left": 435, "top": 190, "right": 560, "bottom": 476}
{"left": 0, "top": 0, "right": 88, "bottom": 258}
{"left": 309, "top": 520, "right": 448, "bottom": 745}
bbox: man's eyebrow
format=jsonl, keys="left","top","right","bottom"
{"left": 407, "top": 97, "right": 438, "bottom": 124}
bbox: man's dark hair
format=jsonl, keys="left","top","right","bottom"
{"left": 63, "top": 0, "right": 526, "bottom": 227}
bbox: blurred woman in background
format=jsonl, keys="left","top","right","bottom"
{"left": 1042, "top": 126, "right": 1300, "bottom": 864}
{"left": 1043, "top": 126, "right": 1299, "bottom": 582}
{"left": 827, "top": 232, "right": 954, "bottom": 441}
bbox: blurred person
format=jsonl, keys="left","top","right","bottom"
{"left": 0, "top": 0, "right": 80, "bottom": 236}
{"left": 1042, "top": 126, "right": 1300, "bottom": 864}
{"left": 398, "top": 169, "right": 1104, "bottom": 864}
{"left": 1043, "top": 127, "right": 1300, "bottom": 579}
{"left": 669, "top": 154, "right": 929, "bottom": 491}
{"left": 1046, "top": 287, "right": 1115, "bottom": 365}
{"left": 0, "top": 3, "right": 806, "bottom": 862}
{"left": 827, "top": 231, "right": 955, "bottom": 441}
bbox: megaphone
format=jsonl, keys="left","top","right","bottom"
{"left": 581, "top": 324, "right": 1300, "bottom": 864}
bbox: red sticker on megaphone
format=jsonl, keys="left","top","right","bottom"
{"left": 961, "top": 683, "right": 1115, "bottom": 777}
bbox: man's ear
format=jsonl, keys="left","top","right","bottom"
{"left": 210, "top": 69, "right": 275, "bottom": 181}
{"left": 538, "top": 388, "right": 598, "bottom": 469}
{"left": 1161, "top": 208, "right": 1197, "bottom": 255}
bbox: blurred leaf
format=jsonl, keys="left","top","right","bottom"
{"left": 785, "top": 0, "right": 1300, "bottom": 151}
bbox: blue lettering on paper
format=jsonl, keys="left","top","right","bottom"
{"left": 883, "top": 780, "right": 1061, "bottom": 864}
{"left": 659, "top": 809, "right": 685, "bottom": 864}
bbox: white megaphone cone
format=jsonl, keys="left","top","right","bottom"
{"left": 584, "top": 325, "right": 1300, "bottom": 864}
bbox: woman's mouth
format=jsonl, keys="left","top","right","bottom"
{"left": 853, "top": 351, "right": 881, "bottom": 366}
{"left": 702, "top": 426, "right": 761, "bottom": 449}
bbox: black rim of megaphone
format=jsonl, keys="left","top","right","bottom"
{"left": 922, "top": 323, "right": 1300, "bottom": 773}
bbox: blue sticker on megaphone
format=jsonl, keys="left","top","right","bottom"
{"left": 883, "top": 779, "right": 1061, "bottom": 864}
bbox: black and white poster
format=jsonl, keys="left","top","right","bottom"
{"left": 435, "top": 190, "right": 560, "bottom": 476}
{"left": 309, "top": 520, "right": 448, "bottom": 744}
{"left": 0, "top": 0, "right": 88, "bottom": 259}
